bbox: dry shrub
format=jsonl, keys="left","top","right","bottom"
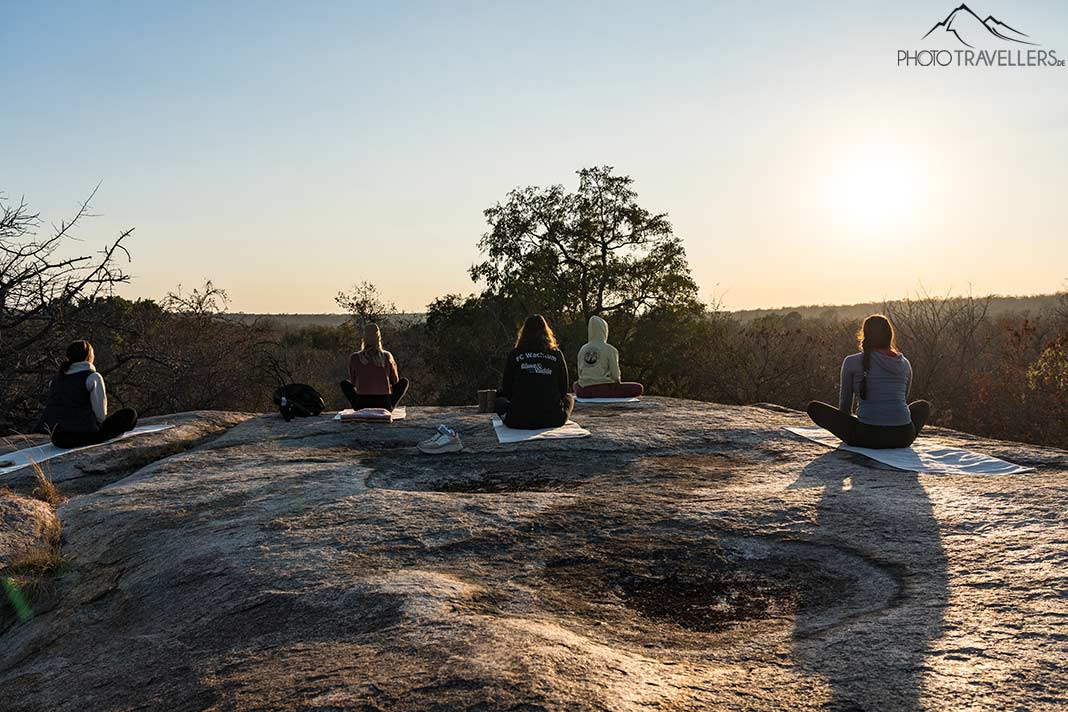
{"left": 29, "top": 461, "right": 63, "bottom": 508}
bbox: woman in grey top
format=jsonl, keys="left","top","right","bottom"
{"left": 806, "top": 315, "right": 931, "bottom": 449}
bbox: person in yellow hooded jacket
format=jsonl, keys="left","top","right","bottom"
{"left": 573, "top": 315, "right": 644, "bottom": 399}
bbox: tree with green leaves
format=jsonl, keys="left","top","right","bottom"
{"left": 470, "top": 166, "right": 700, "bottom": 322}
{"left": 335, "top": 281, "right": 395, "bottom": 330}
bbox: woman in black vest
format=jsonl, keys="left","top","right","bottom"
{"left": 36, "top": 340, "right": 138, "bottom": 448}
{"left": 495, "top": 314, "right": 574, "bottom": 429}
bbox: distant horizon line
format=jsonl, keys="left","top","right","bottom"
{"left": 225, "top": 290, "right": 1064, "bottom": 318}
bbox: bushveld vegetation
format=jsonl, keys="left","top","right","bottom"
{"left": 2, "top": 170, "right": 1066, "bottom": 448}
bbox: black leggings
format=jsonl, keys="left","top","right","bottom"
{"left": 50, "top": 408, "right": 139, "bottom": 449}
{"left": 340, "top": 378, "right": 409, "bottom": 412}
{"left": 495, "top": 394, "right": 575, "bottom": 429}
{"left": 807, "top": 400, "right": 931, "bottom": 449}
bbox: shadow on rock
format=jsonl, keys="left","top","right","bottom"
{"left": 791, "top": 451, "right": 948, "bottom": 711}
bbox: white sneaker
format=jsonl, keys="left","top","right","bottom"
{"left": 418, "top": 425, "right": 463, "bottom": 454}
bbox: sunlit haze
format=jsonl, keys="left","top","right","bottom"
{"left": 5, "top": 1, "right": 1067, "bottom": 313}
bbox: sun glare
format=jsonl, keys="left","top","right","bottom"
{"left": 827, "top": 151, "right": 921, "bottom": 232}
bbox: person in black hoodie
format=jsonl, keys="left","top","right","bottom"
{"left": 495, "top": 314, "right": 574, "bottom": 429}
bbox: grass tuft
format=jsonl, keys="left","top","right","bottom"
{"left": 0, "top": 457, "right": 66, "bottom": 626}
{"left": 1, "top": 547, "right": 68, "bottom": 625}
{"left": 28, "top": 460, "right": 63, "bottom": 508}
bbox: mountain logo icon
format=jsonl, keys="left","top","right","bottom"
{"left": 922, "top": 4, "right": 1038, "bottom": 48}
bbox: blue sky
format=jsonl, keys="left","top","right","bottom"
{"left": 4, "top": 1, "right": 1067, "bottom": 312}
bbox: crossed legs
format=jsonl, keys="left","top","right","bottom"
{"left": 806, "top": 400, "right": 931, "bottom": 449}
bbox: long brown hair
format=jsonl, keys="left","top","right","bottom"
{"left": 60, "top": 339, "right": 94, "bottom": 375}
{"left": 515, "top": 314, "right": 559, "bottom": 352}
{"left": 357, "top": 323, "right": 387, "bottom": 368}
{"left": 858, "top": 314, "right": 897, "bottom": 399}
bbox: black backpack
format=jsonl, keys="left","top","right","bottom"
{"left": 272, "top": 384, "right": 325, "bottom": 421}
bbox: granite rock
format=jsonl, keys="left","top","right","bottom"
{"left": 0, "top": 398, "right": 1065, "bottom": 711}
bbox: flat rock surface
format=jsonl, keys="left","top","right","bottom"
{"left": 0, "top": 411, "right": 255, "bottom": 495}
{"left": 0, "top": 398, "right": 1065, "bottom": 710}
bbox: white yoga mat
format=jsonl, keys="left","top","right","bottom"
{"left": 0, "top": 425, "right": 175, "bottom": 476}
{"left": 784, "top": 426, "right": 1035, "bottom": 475}
{"left": 333, "top": 407, "right": 406, "bottom": 422}
{"left": 574, "top": 397, "right": 641, "bottom": 404}
{"left": 491, "top": 415, "right": 590, "bottom": 444}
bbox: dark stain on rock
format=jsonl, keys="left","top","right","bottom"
{"left": 177, "top": 589, "right": 404, "bottom": 649}
{"left": 541, "top": 534, "right": 899, "bottom": 638}
{"left": 629, "top": 452, "right": 738, "bottom": 486}
{"left": 364, "top": 451, "right": 634, "bottom": 493}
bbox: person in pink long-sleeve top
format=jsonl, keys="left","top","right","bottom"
{"left": 339, "top": 323, "right": 409, "bottom": 412}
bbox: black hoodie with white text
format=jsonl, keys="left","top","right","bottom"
{"left": 498, "top": 347, "right": 569, "bottom": 428}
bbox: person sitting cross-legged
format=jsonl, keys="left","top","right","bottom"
{"left": 496, "top": 314, "right": 574, "bottom": 429}
{"left": 36, "top": 339, "right": 139, "bottom": 448}
{"left": 806, "top": 314, "right": 931, "bottom": 449}
{"left": 339, "top": 323, "right": 409, "bottom": 412}
{"left": 573, "top": 315, "right": 644, "bottom": 399}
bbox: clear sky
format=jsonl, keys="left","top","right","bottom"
{"left": 4, "top": 1, "right": 1067, "bottom": 313}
